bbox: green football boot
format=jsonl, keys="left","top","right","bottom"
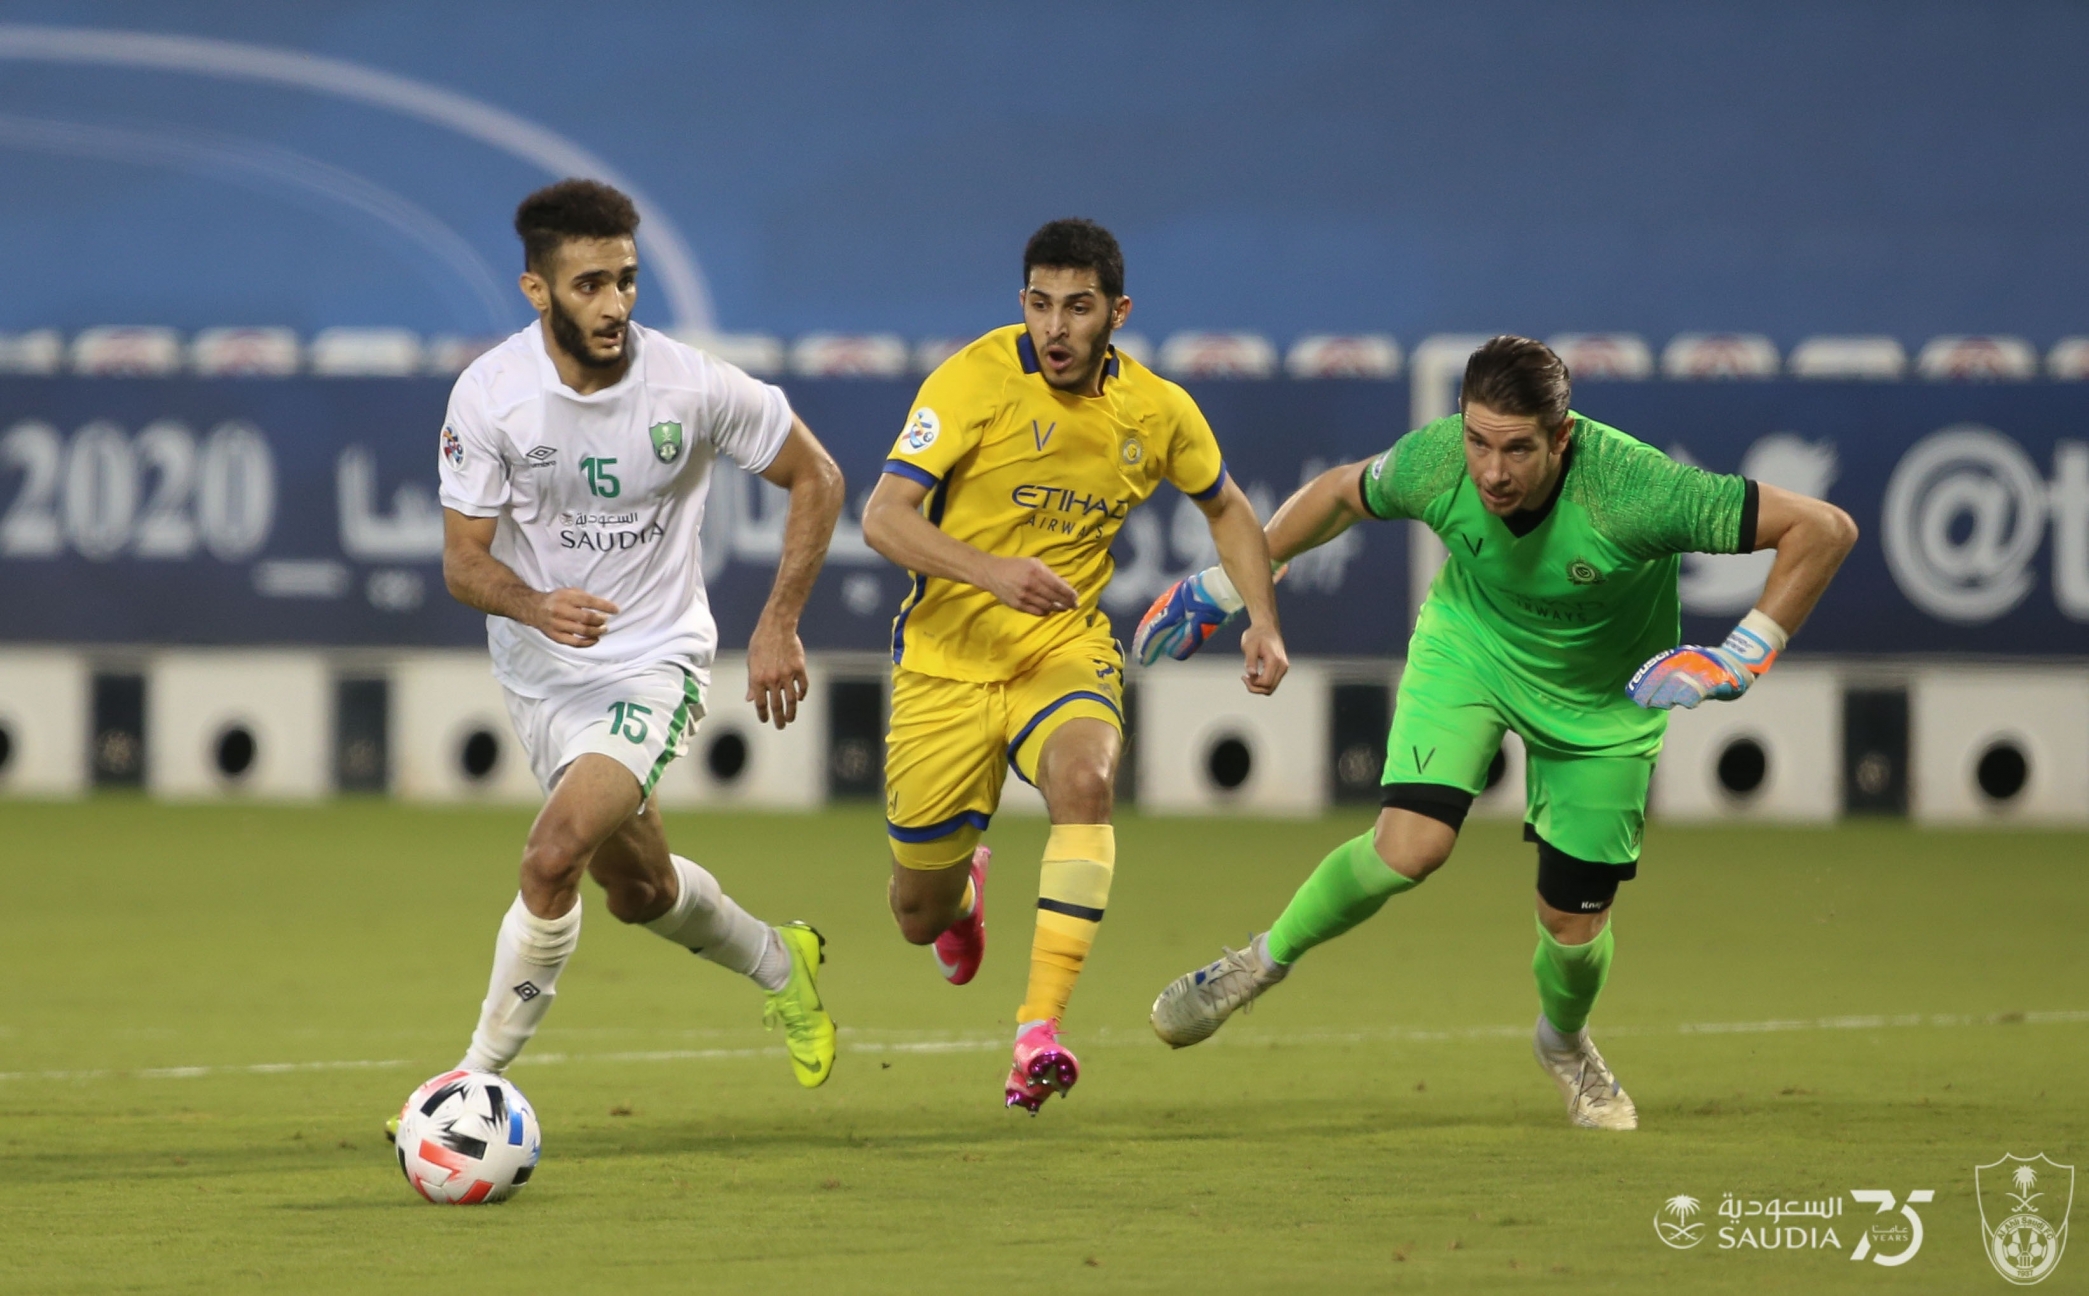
{"left": 762, "top": 922, "right": 836, "bottom": 1088}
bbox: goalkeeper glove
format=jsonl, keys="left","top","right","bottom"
{"left": 1134, "top": 566, "right": 1245, "bottom": 665}
{"left": 1626, "top": 610, "right": 1788, "bottom": 711}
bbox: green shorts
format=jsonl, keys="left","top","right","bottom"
{"left": 1382, "top": 629, "right": 1663, "bottom": 865}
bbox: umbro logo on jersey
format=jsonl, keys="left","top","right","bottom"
{"left": 513, "top": 981, "right": 541, "bottom": 1002}
{"left": 524, "top": 445, "right": 558, "bottom": 467}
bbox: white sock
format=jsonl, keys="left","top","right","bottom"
{"left": 644, "top": 854, "right": 788, "bottom": 992}
{"left": 1536, "top": 1016, "right": 1585, "bottom": 1054}
{"left": 460, "top": 894, "right": 582, "bottom": 1073}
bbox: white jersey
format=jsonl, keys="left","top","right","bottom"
{"left": 436, "top": 321, "right": 792, "bottom": 697}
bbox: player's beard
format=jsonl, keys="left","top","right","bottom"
{"left": 548, "top": 293, "right": 628, "bottom": 371}
{"left": 1043, "top": 325, "right": 1114, "bottom": 392}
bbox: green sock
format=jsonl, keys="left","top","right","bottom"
{"left": 1531, "top": 917, "right": 1614, "bottom": 1034}
{"left": 1266, "top": 832, "right": 1419, "bottom": 965}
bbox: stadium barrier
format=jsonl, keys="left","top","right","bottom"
{"left": 144, "top": 650, "right": 330, "bottom": 800}
{"left": 1909, "top": 667, "right": 2089, "bottom": 825}
{"left": 0, "top": 647, "right": 2084, "bottom": 825}
{"left": 0, "top": 648, "right": 88, "bottom": 796}
{"left": 1649, "top": 665, "right": 1843, "bottom": 823}
{"left": 650, "top": 652, "right": 826, "bottom": 811}
{"left": 1136, "top": 659, "right": 1329, "bottom": 816}
{"left": 388, "top": 651, "right": 541, "bottom": 804}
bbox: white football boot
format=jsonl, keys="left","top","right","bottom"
{"left": 1150, "top": 933, "right": 1289, "bottom": 1048}
{"left": 1532, "top": 1014, "right": 1638, "bottom": 1130}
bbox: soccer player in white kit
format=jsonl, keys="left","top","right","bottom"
{"left": 430, "top": 180, "right": 847, "bottom": 1092}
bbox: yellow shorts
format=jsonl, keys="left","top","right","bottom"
{"left": 885, "top": 636, "right": 1124, "bottom": 869}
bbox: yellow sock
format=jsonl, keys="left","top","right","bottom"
{"left": 1018, "top": 825, "right": 1115, "bottom": 1025}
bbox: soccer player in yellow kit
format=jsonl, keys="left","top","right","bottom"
{"left": 862, "top": 219, "right": 1288, "bottom": 1112}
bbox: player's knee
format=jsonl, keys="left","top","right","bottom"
{"left": 888, "top": 888, "right": 945, "bottom": 945}
{"left": 519, "top": 826, "right": 591, "bottom": 892}
{"left": 1533, "top": 836, "right": 1634, "bottom": 935}
{"left": 1043, "top": 759, "right": 1114, "bottom": 822}
{"left": 1373, "top": 785, "right": 1469, "bottom": 879}
{"left": 1371, "top": 822, "right": 1453, "bottom": 880}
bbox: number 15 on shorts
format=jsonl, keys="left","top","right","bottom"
{"left": 607, "top": 701, "right": 651, "bottom": 743}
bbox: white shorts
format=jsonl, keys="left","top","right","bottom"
{"left": 502, "top": 661, "right": 706, "bottom": 797}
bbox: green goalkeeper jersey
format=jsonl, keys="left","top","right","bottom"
{"left": 1361, "top": 412, "right": 1756, "bottom": 750}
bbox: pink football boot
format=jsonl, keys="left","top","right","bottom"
{"left": 932, "top": 846, "right": 991, "bottom": 986}
{"left": 1005, "top": 1019, "right": 1079, "bottom": 1114}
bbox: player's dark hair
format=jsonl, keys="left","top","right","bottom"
{"left": 1462, "top": 335, "right": 1572, "bottom": 429}
{"left": 515, "top": 179, "right": 640, "bottom": 273}
{"left": 1023, "top": 218, "right": 1125, "bottom": 299}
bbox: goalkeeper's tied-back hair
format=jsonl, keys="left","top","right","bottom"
{"left": 1463, "top": 335, "right": 1572, "bottom": 429}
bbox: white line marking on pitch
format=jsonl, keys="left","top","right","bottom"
{"left": 0, "top": 1010, "right": 2081, "bottom": 1085}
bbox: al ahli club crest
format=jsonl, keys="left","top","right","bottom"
{"left": 1978, "top": 1153, "right": 2073, "bottom": 1285}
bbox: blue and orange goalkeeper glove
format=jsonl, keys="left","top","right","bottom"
{"left": 1626, "top": 610, "right": 1789, "bottom": 711}
{"left": 1134, "top": 566, "right": 1245, "bottom": 665}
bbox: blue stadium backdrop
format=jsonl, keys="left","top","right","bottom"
{"left": 2, "top": 376, "right": 2081, "bottom": 655}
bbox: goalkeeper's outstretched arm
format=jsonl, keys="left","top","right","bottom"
{"left": 1263, "top": 459, "right": 1379, "bottom": 563}
{"left": 1132, "top": 461, "right": 1365, "bottom": 670}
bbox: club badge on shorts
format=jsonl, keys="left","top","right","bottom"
{"left": 650, "top": 420, "right": 684, "bottom": 464}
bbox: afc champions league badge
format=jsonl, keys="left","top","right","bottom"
{"left": 1978, "top": 1154, "right": 2073, "bottom": 1285}
{"left": 902, "top": 407, "right": 939, "bottom": 453}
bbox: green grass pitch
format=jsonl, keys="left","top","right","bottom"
{"left": 0, "top": 799, "right": 2081, "bottom": 1294}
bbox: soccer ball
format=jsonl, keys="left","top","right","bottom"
{"left": 393, "top": 1069, "right": 541, "bottom": 1204}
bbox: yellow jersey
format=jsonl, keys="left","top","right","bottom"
{"left": 882, "top": 324, "right": 1229, "bottom": 682}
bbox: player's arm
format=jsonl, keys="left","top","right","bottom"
{"left": 1192, "top": 476, "right": 1289, "bottom": 695}
{"left": 1748, "top": 483, "right": 1860, "bottom": 633}
{"left": 862, "top": 472, "right": 1078, "bottom": 615}
{"left": 1265, "top": 457, "right": 1376, "bottom": 562}
{"left": 1628, "top": 482, "right": 1859, "bottom": 710}
{"left": 1133, "top": 459, "right": 1374, "bottom": 667}
{"left": 744, "top": 416, "right": 845, "bottom": 728}
{"left": 440, "top": 509, "right": 618, "bottom": 648}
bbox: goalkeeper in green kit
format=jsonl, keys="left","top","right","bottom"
{"left": 1137, "top": 336, "right": 1858, "bottom": 1129}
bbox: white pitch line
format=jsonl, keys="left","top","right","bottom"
{"left": 0, "top": 1010, "right": 2081, "bottom": 1085}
